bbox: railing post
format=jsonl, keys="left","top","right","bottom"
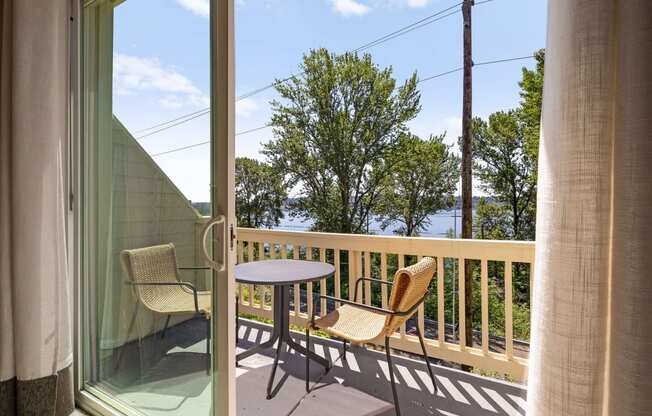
{"left": 246, "top": 241, "right": 255, "bottom": 307}
{"left": 458, "top": 258, "right": 466, "bottom": 349}
{"left": 237, "top": 240, "right": 243, "bottom": 309}
{"left": 398, "top": 253, "right": 406, "bottom": 338}
{"left": 306, "top": 247, "right": 313, "bottom": 316}
{"left": 481, "top": 259, "right": 489, "bottom": 355}
{"left": 320, "top": 248, "right": 327, "bottom": 316}
{"left": 380, "top": 253, "right": 388, "bottom": 308}
{"left": 437, "top": 256, "right": 445, "bottom": 345}
{"left": 293, "top": 245, "right": 300, "bottom": 316}
{"left": 505, "top": 261, "right": 514, "bottom": 359}
{"left": 334, "top": 249, "right": 341, "bottom": 308}
{"left": 364, "top": 251, "right": 371, "bottom": 305}
{"left": 349, "top": 250, "right": 358, "bottom": 301}
{"left": 417, "top": 255, "right": 425, "bottom": 336}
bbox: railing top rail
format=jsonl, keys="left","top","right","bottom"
{"left": 196, "top": 218, "right": 535, "bottom": 263}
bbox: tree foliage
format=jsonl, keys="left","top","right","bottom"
{"left": 472, "top": 50, "right": 544, "bottom": 241}
{"left": 519, "top": 49, "right": 545, "bottom": 165}
{"left": 235, "top": 157, "right": 287, "bottom": 228}
{"left": 376, "top": 133, "right": 459, "bottom": 236}
{"left": 473, "top": 197, "right": 512, "bottom": 240}
{"left": 263, "top": 48, "right": 420, "bottom": 233}
{"left": 472, "top": 111, "right": 536, "bottom": 240}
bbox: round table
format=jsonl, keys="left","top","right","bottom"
{"left": 235, "top": 259, "right": 335, "bottom": 399}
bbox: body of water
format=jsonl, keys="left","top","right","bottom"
{"left": 274, "top": 209, "right": 465, "bottom": 238}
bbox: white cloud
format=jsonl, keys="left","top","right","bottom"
{"left": 176, "top": 0, "right": 209, "bottom": 18}
{"left": 372, "top": 0, "right": 434, "bottom": 8}
{"left": 235, "top": 98, "right": 259, "bottom": 118}
{"left": 406, "top": 0, "right": 429, "bottom": 7}
{"left": 113, "top": 54, "right": 208, "bottom": 109}
{"left": 330, "top": 0, "right": 371, "bottom": 16}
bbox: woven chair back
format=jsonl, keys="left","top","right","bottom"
{"left": 384, "top": 257, "right": 436, "bottom": 334}
{"left": 120, "top": 243, "right": 181, "bottom": 313}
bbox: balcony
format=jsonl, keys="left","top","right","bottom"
{"left": 98, "top": 223, "right": 533, "bottom": 415}
{"left": 231, "top": 226, "right": 535, "bottom": 381}
{"left": 89, "top": 122, "right": 535, "bottom": 414}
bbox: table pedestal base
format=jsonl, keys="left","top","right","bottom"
{"left": 236, "top": 285, "right": 331, "bottom": 399}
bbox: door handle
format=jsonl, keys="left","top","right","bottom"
{"left": 200, "top": 215, "right": 226, "bottom": 272}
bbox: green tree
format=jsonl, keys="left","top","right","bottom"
{"left": 235, "top": 157, "right": 287, "bottom": 228}
{"left": 471, "top": 50, "right": 544, "bottom": 242}
{"left": 473, "top": 197, "right": 512, "bottom": 240}
{"left": 472, "top": 111, "right": 536, "bottom": 241}
{"left": 519, "top": 49, "right": 545, "bottom": 165}
{"left": 376, "top": 133, "right": 459, "bottom": 236}
{"left": 263, "top": 48, "right": 420, "bottom": 233}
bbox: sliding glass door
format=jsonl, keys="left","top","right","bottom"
{"left": 78, "top": 0, "right": 235, "bottom": 415}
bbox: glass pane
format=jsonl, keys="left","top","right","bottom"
{"left": 82, "top": 1, "right": 213, "bottom": 414}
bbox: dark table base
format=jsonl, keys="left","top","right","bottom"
{"left": 236, "top": 285, "right": 331, "bottom": 399}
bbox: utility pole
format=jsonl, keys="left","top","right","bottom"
{"left": 461, "top": 0, "right": 474, "bottom": 370}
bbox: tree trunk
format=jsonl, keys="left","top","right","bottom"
{"left": 461, "top": 0, "right": 474, "bottom": 371}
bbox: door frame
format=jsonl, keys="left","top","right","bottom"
{"left": 70, "top": 0, "right": 237, "bottom": 414}
{"left": 210, "top": 0, "right": 237, "bottom": 414}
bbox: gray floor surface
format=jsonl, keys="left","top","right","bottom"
{"left": 97, "top": 318, "right": 527, "bottom": 416}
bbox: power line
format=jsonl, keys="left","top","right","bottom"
{"left": 152, "top": 141, "right": 210, "bottom": 157}
{"left": 151, "top": 124, "right": 273, "bottom": 157}
{"left": 136, "top": 110, "right": 211, "bottom": 140}
{"left": 236, "top": 124, "right": 272, "bottom": 136}
{"left": 474, "top": 55, "right": 535, "bottom": 66}
{"left": 149, "top": 53, "right": 535, "bottom": 158}
{"left": 133, "top": 1, "right": 473, "bottom": 139}
{"left": 133, "top": 107, "right": 210, "bottom": 135}
{"left": 353, "top": 2, "right": 462, "bottom": 52}
{"left": 236, "top": 74, "right": 301, "bottom": 102}
{"left": 235, "top": 3, "right": 464, "bottom": 103}
{"left": 418, "top": 66, "right": 463, "bottom": 83}
{"left": 416, "top": 55, "right": 535, "bottom": 84}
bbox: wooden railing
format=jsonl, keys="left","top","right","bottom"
{"left": 198, "top": 220, "right": 535, "bottom": 381}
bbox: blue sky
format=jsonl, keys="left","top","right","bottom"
{"left": 112, "top": 0, "right": 547, "bottom": 202}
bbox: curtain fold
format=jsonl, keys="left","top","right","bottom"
{"left": 0, "top": 0, "right": 74, "bottom": 415}
{"left": 528, "top": 1, "right": 652, "bottom": 415}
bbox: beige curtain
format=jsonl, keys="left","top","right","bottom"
{"left": 528, "top": 1, "right": 652, "bottom": 415}
{"left": 0, "top": 1, "right": 74, "bottom": 415}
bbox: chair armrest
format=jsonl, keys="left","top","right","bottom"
{"left": 392, "top": 292, "right": 430, "bottom": 317}
{"left": 310, "top": 291, "right": 429, "bottom": 322}
{"left": 354, "top": 277, "right": 393, "bottom": 303}
{"left": 126, "top": 281, "right": 200, "bottom": 313}
{"left": 178, "top": 266, "right": 210, "bottom": 270}
{"left": 316, "top": 294, "right": 396, "bottom": 316}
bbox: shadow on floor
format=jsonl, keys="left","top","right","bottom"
{"left": 94, "top": 317, "right": 527, "bottom": 416}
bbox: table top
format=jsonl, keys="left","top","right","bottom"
{"left": 234, "top": 259, "right": 335, "bottom": 285}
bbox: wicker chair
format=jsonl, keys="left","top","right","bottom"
{"left": 120, "top": 243, "right": 213, "bottom": 370}
{"left": 305, "top": 257, "right": 438, "bottom": 416}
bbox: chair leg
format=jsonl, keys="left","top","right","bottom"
{"left": 416, "top": 325, "right": 437, "bottom": 393}
{"left": 385, "top": 336, "right": 401, "bottom": 416}
{"left": 342, "top": 339, "right": 348, "bottom": 362}
{"left": 206, "top": 317, "right": 211, "bottom": 374}
{"left": 305, "top": 328, "right": 310, "bottom": 393}
{"left": 161, "top": 314, "right": 171, "bottom": 338}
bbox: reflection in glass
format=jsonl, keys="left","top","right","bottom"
{"left": 82, "top": 1, "right": 212, "bottom": 414}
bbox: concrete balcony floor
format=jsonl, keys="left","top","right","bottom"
{"left": 100, "top": 318, "right": 527, "bottom": 416}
